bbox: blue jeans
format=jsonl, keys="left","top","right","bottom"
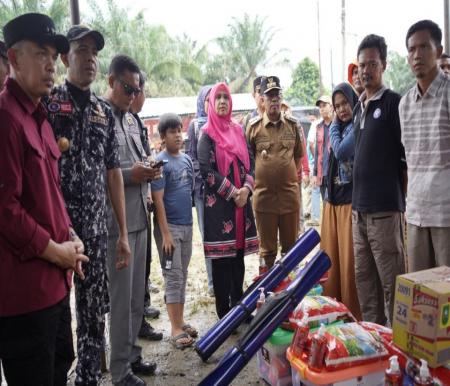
{"left": 311, "top": 186, "right": 321, "bottom": 221}
{"left": 194, "top": 195, "right": 213, "bottom": 290}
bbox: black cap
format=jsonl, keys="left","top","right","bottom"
{"left": 3, "top": 13, "right": 69, "bottom": 54}
{"left": 253, "top": 75, "right": 264, "bottom": 93}
{"left": 67, "top": 25, "right": 105, "bottom": 51}
{"left": 0, "top": 41, "right": 7, "bottom": 60}
{"left": 260, "top": 76, "right": 282, "bottom": 94}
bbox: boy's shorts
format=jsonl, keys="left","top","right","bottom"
{"left": 154, "top": 223, "right": 192, "bottom": 304}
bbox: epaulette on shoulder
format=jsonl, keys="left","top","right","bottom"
{"left": 248, "top": 115, "right": 263, "bottom": 126}
{"left": 284, "top": 113, "right": 298, "bottom": 124}
{"left": 94, "top": 96, "right": 112, "bottom": 113}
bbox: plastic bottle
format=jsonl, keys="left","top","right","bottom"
{"left": 291, "top": 311, "right": 309, "bottom": 357}
{"left": 413, "top": 359, "right": 434, "bottom": 386}
{"left": 385, "top": 355, "right": 403, "bottom": 386}
{"left": 308, "top": 324, "right": 328, "bottom": 372}
{"left": 256, "top": 287, "right": 265, "bottom": 310}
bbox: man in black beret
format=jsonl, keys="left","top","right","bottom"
{"left": 0, "top": 41, "right": 9, "bottom": 89}
{"left": 0, "top": 13, "right": 88, "bottom": 386}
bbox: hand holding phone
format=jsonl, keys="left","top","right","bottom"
{"left": 152, "top": 159, "right": 168, "bottom": 169}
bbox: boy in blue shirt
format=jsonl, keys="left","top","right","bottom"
{"left": 151, "top": 113, "right": 197, "bottom": 349}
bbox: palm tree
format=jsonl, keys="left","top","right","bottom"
{"left": 0, "top": 0, "right": 70, "bottom": 35}
{"left": 87, "top": 0, "right": 205, "bottom": 96}
{"left": 211, "top": 14, "right": 286, "bottom": 93}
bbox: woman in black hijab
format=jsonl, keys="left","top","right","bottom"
{"left": 320, "top": 82, "right": 361, "bottom": 320}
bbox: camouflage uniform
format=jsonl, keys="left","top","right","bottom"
{"left": 45, "top": 81, "right": 120, "bottom": 386}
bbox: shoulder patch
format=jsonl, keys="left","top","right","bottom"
{"left": 248, "top": 116, "right": 262, "bottom": 126}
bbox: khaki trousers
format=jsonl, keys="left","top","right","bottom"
{"left": 352, "top": 211, "right": 405, "bottom": 326}
{"left": 255, "top": 211, "right": 299, "bottom": 268}
{"left": 320, "top": 203, "right": 361, "bottom": 320}
{"left": 407, "top": 224, "right": 450, "bottom": 272}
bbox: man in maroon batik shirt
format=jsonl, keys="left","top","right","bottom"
{"left": 0, "top": 13, "right": 88, "bottom": 386}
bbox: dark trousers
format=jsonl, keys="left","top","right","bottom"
{"left": 320, "top": 184, "right": 327, "bottom": 200}
{"left": 0, "top": 295, "right": 74, "bottom": 386}
{"left": 143, "top": 215, "right": 152, "bottom": 308}
{"left": 74, "top": 235, "right": 108, "bottom": 386}
{"left": 211, "top": 252, "right": 245, "bottom": 319}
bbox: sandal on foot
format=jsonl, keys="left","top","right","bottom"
{"left": 182, "top": 323, "right": 198, "bottom": 338}
{"left": 170, "top": 332, "right": 194, "bottom": 349}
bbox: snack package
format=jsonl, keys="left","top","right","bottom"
{"left": 289, "top": 296, "right": 354, "bottom": 329}
{"left": 323, "top": 322, "right": 389, "bottom": 370}
{"left": 359, "top": 321, "right": 393, "bottom": 342}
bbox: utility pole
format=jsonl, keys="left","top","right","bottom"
{"left": 445, "top": 0, "right": 450, "bottom": 53}
{"left": 330, "top": 48, "right": 334, "bottom": 90}
{"left": 317, "top": 0, "right": 324, "bottom": 94}
{"left": 341, "top": 0, "right": 346, "bottom": 80}
{"left": 70, "top": 0, "right": 80, "bottom": 25}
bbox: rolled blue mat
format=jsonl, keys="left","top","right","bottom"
{"left": 198, "top": 250, "right": 331, "bottom": 386}
{"left": 195, "top": 228, "right": 320, "bottom": 362}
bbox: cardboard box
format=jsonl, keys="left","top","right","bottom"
{"left": 393, "top": 266, "right": 450, "bottom": 368}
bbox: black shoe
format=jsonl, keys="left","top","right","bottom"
{"left": 131, "top": 356, "right": 157, "bottom": 376}
{"left": 138, "top": 320, "right": 163, "bottom": 341}
{"left": 143, "top": 306, "right": 160, "bottom": 319}
{"left": 114, "top": 372, "right": 147, "bottom": 386}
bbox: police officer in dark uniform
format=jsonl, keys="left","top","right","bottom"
{"left": 44, "top": 25, "right": 131, "bottom": 386}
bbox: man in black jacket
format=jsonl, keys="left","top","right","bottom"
{"left": 352, "top": 34, "right": 406, "bottom": 327}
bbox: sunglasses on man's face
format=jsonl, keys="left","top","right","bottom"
{"left": 117, "top": 79, "right": 141, "bottom": 97}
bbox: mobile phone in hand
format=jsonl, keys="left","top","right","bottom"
{"left": 152, "top": 159, "right": 168, "bottom": 169}
{"left": 162, "top": 247, "right": 173, "bottom": 270}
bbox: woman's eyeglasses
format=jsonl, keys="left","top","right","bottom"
{"left": 118, "top": 79, "right": 141, "bottom": 97}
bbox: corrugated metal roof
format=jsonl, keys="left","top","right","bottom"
{"left": 139, "top": 93, "right": 256, "bottom": 118}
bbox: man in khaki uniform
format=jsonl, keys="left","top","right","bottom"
{"left": 247, "top": 76, "right": 304, "bottom": 268}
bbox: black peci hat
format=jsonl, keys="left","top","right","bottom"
{"left": 253, "top": 75, "right": 264, "bottom": 93}
{"left": 3, "top": 13, "right": 69, "bottom": 54}
{"left": 260, "top": 76, "right": 282, "bottom": 94}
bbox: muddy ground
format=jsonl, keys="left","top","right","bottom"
{"left": 70, "top": 214, "right": 266, "bottom": 386}
{"left": 0, "top": 213, "right": 317, "bottom": 386}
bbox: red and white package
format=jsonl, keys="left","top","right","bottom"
{"left": 289, "top": 296, "right": 354, "bottom": 329}
{"left": 323, "top": 322, "right": 389, "bottom": 370}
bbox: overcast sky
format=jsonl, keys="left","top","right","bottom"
{"left": 80, "top": 0, "right": 444, "bottom": 89}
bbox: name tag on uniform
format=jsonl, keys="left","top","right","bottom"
{"left": 60, "top": 102, "right": 73, "bottom": 114}
{"left": 89, "top": 115, "right": 108, "bottom": 125}
{"left": 90, "top": 103, "right": 108, "bottom": 125}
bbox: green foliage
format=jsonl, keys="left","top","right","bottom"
{"left": 0, "top": 2, "right": 283, "bottom": 97}
{"left": 0, "top": 0, "right": 70, "bottom": 36}
{"left": 285, "top": 57, "right": 320, "bottom": 106}
{"left": 0, "top": 0, "right": 70, "bottom": 84}
{"left": 205, "top": 13, "right": 285, "bottom": 93}
{"left": 384, "top": 51, "right": 415, "bottom": 96}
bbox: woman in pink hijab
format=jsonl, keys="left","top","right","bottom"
{"left": 198, "top": 82, "right": 258, "bottom": 319}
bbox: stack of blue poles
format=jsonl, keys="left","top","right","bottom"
{"left": 195, "top": 228, "right": 320, "bottom": 362}
{"left": 198, "top": 250, "right": 331, "bottom": 385}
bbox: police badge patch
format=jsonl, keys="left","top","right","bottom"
{"left": 47, "top": 101, "right": 61, "bottom": 113}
